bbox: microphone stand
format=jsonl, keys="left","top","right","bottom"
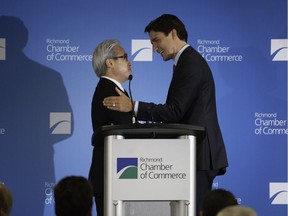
{"left": 128, "top": 75, "right": 136, "bottom": 124}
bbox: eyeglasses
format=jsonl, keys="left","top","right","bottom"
{"left": 112, "top": 53, "right": 128, "bottom": 61}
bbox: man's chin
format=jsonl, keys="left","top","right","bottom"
{"left": 162, "top": 55, "right": 173, "bottom": 61}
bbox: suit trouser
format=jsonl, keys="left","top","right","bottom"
{"left": 196, "top": 170, "right": 219, "bottom": 216}
{"left": 95, "top": 192, "right": 104, "bottom": 216}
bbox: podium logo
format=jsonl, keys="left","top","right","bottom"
{"left": 131, "top": 39, "right": 152, "bottom": 61}
{"left": 271, "top": 39, "right": 288, "bottom": 61}
{"left": 117, "top": 158, "right": 138, "bottom": 179}
{"left": 50, "top": 112, "right": 71, "bottom": 134}
{"left": 0, "top": 38, "right": 6, "bottom": 60}
{"left": 269, "top": 182, "right": 288, "bottom": 204}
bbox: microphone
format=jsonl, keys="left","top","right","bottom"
{"left": 128, "top": 74, "right": 136, "bottom": 123}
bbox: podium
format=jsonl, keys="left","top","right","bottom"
{"left": 100, "top": 123, "right": 205, "bottom": 216}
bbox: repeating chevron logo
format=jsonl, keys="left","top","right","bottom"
{"left": 0, "top": 38, "right": 6, "bottom": 60}
{"left": 50, "top": 112, "right": 72, "bottom": 134}
{"left": 117, "top": 158, "right": 138, "bottom": 179}
{"left": 271, "top": 39, "right": 288, "bottom": 61}
{"left": 131, "top": 39, "right": 152, "bottom": 61}
{"left": 269, "top": 182, "right": 288, "bottom": 204}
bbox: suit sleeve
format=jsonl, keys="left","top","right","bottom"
{"left": 138, "top": 52, "right": 207, "bottom": 123}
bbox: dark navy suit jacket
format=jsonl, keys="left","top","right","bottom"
{"left": 137, "top": 46, "right": 228, "bottom": 173}
{"left": 89, "top": 78, "right": 132, "bottom": 194}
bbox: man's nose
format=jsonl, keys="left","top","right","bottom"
{"left": 153, "top": 44, "right": 159, "bottom": 52}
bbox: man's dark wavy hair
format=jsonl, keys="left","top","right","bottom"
{"left": 144, "top": 14, "right": 188, "bottom": 42}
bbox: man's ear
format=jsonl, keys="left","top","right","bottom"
{"left": 171, "top": 29, "right": 178, "bottom": 39}
{"left": 105, "top": 58, "right": 113, "bottom": 68}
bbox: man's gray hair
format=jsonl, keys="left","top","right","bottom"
{"left": 92, "top": 39, "right": 120, "bottom": 77}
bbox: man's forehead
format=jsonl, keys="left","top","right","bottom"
{"left": 150, "top": 31, "right": 165, "bottom": 40}
{"left": 114, "top": 46, "right": 125, "bottom": 53}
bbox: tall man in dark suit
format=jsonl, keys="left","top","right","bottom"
{"left": 88, "top": 39, "right": 133, "bottom": 216}
{"left": 103, "top": 14, "right": 228, "bottom": 215}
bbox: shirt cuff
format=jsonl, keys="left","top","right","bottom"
{"left": 134, "top": 101, "right": 139, "bottom": 116}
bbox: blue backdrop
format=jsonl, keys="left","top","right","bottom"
{"left": 0, "top": 0, "right": 287, "bottom": 215}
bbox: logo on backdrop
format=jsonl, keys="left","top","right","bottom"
{"left": 271, "top": 39, "right": 288, "bottom": 61}
{"left": 131, "top": 39, "right": 153, "bottom": 61}
{"left": 0, "top": 127, "right": 5, "bottom": 135}
{"left": 254, "top": 112, "right": 288, "bottom": 135}
{"left": 117, "top": 157, "right": 187, "bottom": 180}
{"left": 117, "top": 158, "right": 138, "bottom": 179}
{"left": 196, "top": 39, "right": 243, "bottom": 62}
{"left": 50, "top": 112, "right": 72, "bottom": 134}
{"left": 0, "top": 38, "right": 6, "bottom": 60}
{"left": 46, "top": 38, "right": 92, "bottom": 62}
{"left": 269, "top": 182, "right": 288, "bottom": 205}
{"left": 44, "top": 182, "right": 55, "bottom": 205}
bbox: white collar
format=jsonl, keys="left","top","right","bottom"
{"left": 174, "top": 44, "right": 189, "bottom": 66}
{"left": 101, "top": 76, "right": 124, "bottom": 92}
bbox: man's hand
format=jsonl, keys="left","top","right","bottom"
{"left": 103, "top": 87, "right": 133, "bottom": 112}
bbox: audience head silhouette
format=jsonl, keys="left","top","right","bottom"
{"left": 54, "top": 176, "right": 93, "bottom": 216}
{"left": 217, "top": 205, "right": 257, "bottom": 216}
{"left": 200, "top": 188, "right": 238, "bottom": 216}
{"left": 0, "top": 182, "right": 13, "bottom": 216}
